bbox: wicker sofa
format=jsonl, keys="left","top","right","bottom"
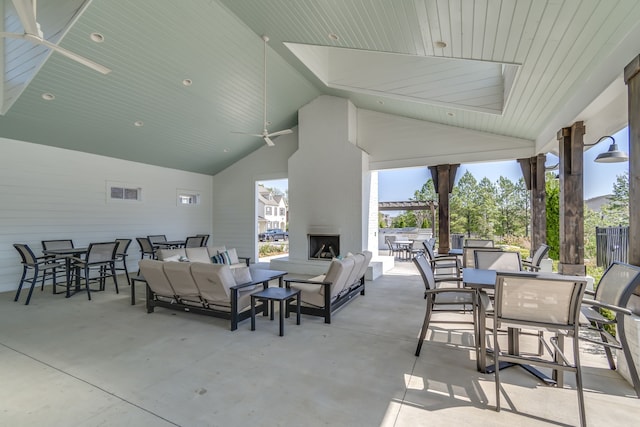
{"left": 284, "top": 251, "right": 372, "bottom": 324}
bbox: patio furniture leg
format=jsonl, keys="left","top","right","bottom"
{"left": 415, "top": 296, "right": 433, "bottom": 357}
{"left": 14, "top": 266, "right": 27, "bottom": 302}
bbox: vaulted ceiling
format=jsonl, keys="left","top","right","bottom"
{"left": 2, "top": 0, "right": 640, "bottom": 175}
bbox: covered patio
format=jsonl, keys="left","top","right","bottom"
{"left": 1, "top": 262, "right": 639, "bottom": 426}
{"left": 2, "top": 2, "right": 640, "bottom": 425}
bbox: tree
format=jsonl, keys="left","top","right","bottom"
{"left": 411, "top": 178, "right": 436, "bottom": 230}
{"left": 450, "top": 171, "right": 479, "bottom": 236}
{"left": 475, "top": 177, "right": 497, "bottom": 238}
{"left": 546, "top": 172, "right": 560, "bottom": 259}
{"left": 378, "top": 212, "right": 387, "bottom": 228}
{"left": 601, "top": 171, "right": 629, "bottom": 226}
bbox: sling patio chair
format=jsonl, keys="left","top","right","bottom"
{"left": 13, "top": 244, "right": 62, "bottom": 305}
{"left": 522, "top": 244, "right": 550, "bottom": 272}
{"left": 580, "top": 261, "right": 640, "bottom": 398}
{"left": 413, "top": 254, "right": 476, "bottom": 357}
{"left": 492, "top": 272, "right": 588, "bottom": 427}
{"left": 185, "top": 236, "right": 205, "bottom": 248}
{"left": 41, "top": 239, "right": 75, "bottom": 294}
{"left": 422, "top": 240, "right": 461, "bottom": 286}
{"left": 114, "top": 238, "right": 132, "bottom": 285}
{"left": 462, "top": 246, "right": 502, "bottom": 268}
{"left": 473, "top": 250, "right": 522, "bottom": 272}
{"left": 464, "top": 238, "right": 494, "bottom": 248}
{"left": 69, "top": 242, "right": 119, "bottom": 300}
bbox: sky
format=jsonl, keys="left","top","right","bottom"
{"left": 261, "top": 127, "right": 629, "bottom": 202}
{"left": 378, "top": 127, "right": 630, "bottom": 202}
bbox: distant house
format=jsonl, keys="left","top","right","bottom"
{"left": 586, "top": 195, "right": 611, "bottom": 212}
{"left": 257, "top": 184, "right": 288, "bottom": 234}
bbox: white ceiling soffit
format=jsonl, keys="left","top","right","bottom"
{"left": 285, "top": 42, "right": 520, "bottom": 115}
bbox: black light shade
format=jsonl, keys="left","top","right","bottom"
{"left": 589, "top": 136, "right": 629, "bottom": 163}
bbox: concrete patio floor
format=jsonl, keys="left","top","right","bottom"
{"left": 1, "top": 262, "right": 638, "bottom": 426}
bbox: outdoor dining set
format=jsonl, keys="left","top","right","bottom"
{"left": 412, "top": 238, "right": 640, "bottom": 427}
{"left": 12, "top": 234, "right": 210, "bottom": 305}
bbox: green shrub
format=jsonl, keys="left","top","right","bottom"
{"left": 259, "top": 244, "right": 288, "bottom": 257}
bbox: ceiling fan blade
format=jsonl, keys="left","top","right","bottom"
{"left": 12, "top": 0, "right": 40, "bottom": 36}
{"left": 38, "top": 38, "right": 111, "bottom": 74}
{"left": 263, "top": 136, "right": 275, "bottom": 147}
{"left": 231, "top": 131, "right": 264, "bottom": 138}
{"left": 266, "top": 129, "right": 293, "bottom": 138}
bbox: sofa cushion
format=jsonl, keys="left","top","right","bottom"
{"left": 156, "top": 248, "right": 186, "bottom": 261}
{"left": 139, "top": 260, "right": 176, "bottom": 298}
{"left": 190, "top": 262, "right": 236, "bottom": 299}
{"left": 185, "top": 247, "right": 211, "bottom": 263}
{"left": 163, "top": 261, "right": 201, "bottom": 301}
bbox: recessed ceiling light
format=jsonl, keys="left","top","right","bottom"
{"left": 41, "top": 93, "right": 55, "bottom": 101}
{"left": 134, "top": 120, "right": 144, "bottom": 127}
{"left": 447, "top": 111, "right": 455, "bottom": 117}
{"left": 435, "top": 41, "right": 447, "bottom": 49}
{"left": 223, "top": 148, "right": 230, "bottom": 153}
{"left": 182, "top": 79, "right": 193, "bottom": 86}
{"left": 90, "top": 32, "right": 104, "bottom": 43}
{"left": 328, "top": 33, "right": 339, "bottom": 41}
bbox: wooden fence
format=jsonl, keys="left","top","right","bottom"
{"left": 596, "top": 226, "right": 629, "bottom": 267}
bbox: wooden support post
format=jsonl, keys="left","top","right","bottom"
{"left": 557, "top": 122, "right": 586, "bottom": 276}
{"left": 429, "top": 164, "right": 459, "bottom": 255}
{"left": 625, "top": 55, "right": 640, "bottom": 304}
{"left": 518, "top": 154, "right": 547, "bottom": 256}
{"left": 625, "top": 55, "right": 640, "bottom": 268}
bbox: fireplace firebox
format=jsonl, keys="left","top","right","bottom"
{"left": 308, "top": 234, "right": 340, "bottom": 260}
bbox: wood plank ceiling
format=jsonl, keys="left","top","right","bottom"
{"left": 1, "top": 0, "right": 640, "bottom": 175}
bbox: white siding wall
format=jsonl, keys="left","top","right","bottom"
{"left": 212, "top": 130, "right": 298, "bottom": 262}
{"left": 0, "top": 138, "right": 213, "bottom": 292}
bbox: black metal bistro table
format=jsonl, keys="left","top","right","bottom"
{"left": 153, "top": 240, "right": 186, "bottom": 249}
{"left": 462, "top": 267, "right": 555, "bottom": 385}
{"left": 42, "top": 247, "right": 88, "bottom": 298}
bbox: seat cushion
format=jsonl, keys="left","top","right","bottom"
{"left": 190, "top": 262, "right": 235, "bottom": 299}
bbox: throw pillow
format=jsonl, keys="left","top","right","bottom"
{"left": 164, "top": 254, "right": 182, "bottom": 262}
{"left": 225, "top": 248, "right": 240, "bottom": 265}
{"left": 211, "top": 253, "right": 226, "bottom": 264}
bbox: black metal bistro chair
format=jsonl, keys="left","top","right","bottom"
{"left": 69, "top": 242, "right": 119, "bottom": 300}
{"left": 41, "top": 239, "right": 75, "bottom": 294}
{"left": 196, "top": 234, "right": 209, "bottom": 246}
{"left": 136, "top": 237, "right": 156, "bottom": 273}
{"left": 13, "top": 244, "right": 62, "bottom": 305}
{"left": 114, "top": 238, "right": 132, "bottom": 285}
{"left": 185, "top": 236, "right": 205, "bottom": 248}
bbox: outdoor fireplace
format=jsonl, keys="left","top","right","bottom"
{"left": 308, "top": 234, "right": 340, "bottom": 260}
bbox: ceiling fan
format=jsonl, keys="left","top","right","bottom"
{"left": 0, "top": 0, "right": 111, "bottom": 74}
{"left": 233, "top": 35, "right": 292, "bottom": 146}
